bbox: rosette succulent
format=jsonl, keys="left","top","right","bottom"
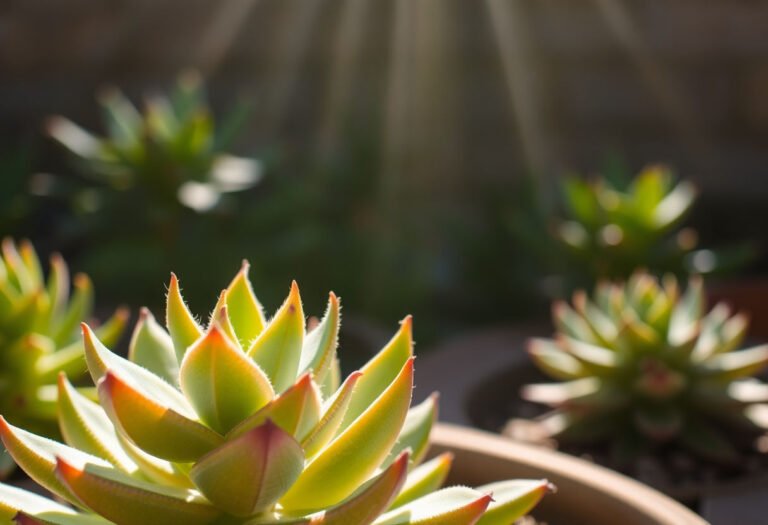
{"left": 523, "top": 271, "right": 768, "bottom": 463}
{"left": 0, "top": 238, "right": 126, "bottom": 438}
{"left": 557, "top": 165, "right": 705, "bottom": 280}
{"left": 47, "top": 73, "right": 260, "bottom": 214}
{"left": 0, "top": 264, "right": 549, "bottom": 524}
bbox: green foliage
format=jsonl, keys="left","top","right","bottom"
{"left": 0, "top": 239, "right": 126, "bottom": 445}
{"left": 508, "top": 164, "right": 753, "bottom": 301}
{"left": 47, "top": 72, "right": 259, "bottom": 216}
{"left": 557, "top": 165, "right": 698, "bottom": 280}
{"left": 45, "top": 74, "right": 260, "bottom": 310}
{"left": 524, "top": 271, "right": 768, "bottom": 464}
{"left": 0, "top": 266, "right": 549, "bottom": 524}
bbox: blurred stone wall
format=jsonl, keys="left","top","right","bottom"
{"left": 1, "top": 0, "right": 767, "bottom": 203}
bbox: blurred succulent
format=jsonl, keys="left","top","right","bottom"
{"left": 523, "top": 271, "right": 768, "bottom": 464}
{"left": 47, "top": 72, "right": 260, "bottom": 215}
{"left": 0, "top": 265, "right": 549, "bottom": 524}
{"left": 556, "top": 165, "right": 706, "bottom": 281}
{"left": 0, "top": 239, "right": 127, "bottom": 473}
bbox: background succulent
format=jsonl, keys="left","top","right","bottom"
{"left": 523, "top": 271, "right": 768, "bottom": 465}
{"left": 44, "top": 73, "right": 263, "bottom": 312}
{"left": 556, "top": 165, "right": 722, "bottom": 283}
{"left": 0, "top": 265, "right": 549, "bottom": 524}
{"left": 47, "top": 72, "right": 260, "bottom": 215}
{"left": 0, "top": 239, "right": 126, "bottom": 474}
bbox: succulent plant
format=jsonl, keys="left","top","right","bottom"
{"left": 556, "top": 164, "right": 705, "bottom": 281}
{"left": 0, "top": 239, "right": 127, "bottom": 478}
{"left": 0, "top": 239, "right": 127, "bottom": 434}
{"left": 523, "top": 271, "right": 768, "bottom": 464}
{"left": 0, "top": 265, "right": 549, "bottom": 524}
{"left": 47, "top": 72, "right": 260, "bottom": 215}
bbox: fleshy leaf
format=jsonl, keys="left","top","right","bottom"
{"left": 373, "top": 487, "right": 492, "bottom": 525}
{"left": 166, "top": 273, "right": 202, "bottom": 362}
{"left": 247, "top": 282, "right": 305, "bottom": 393}
{"left": 702, "top": 345, "right": 768, "bottom": 382}
{"left": 53, "top": 275, "right": 93, "bottom": 348}
{"left": 389, "top": 453, "right": 453, "bottom": 509}
{"left": 225, "top": 261, "right": 266, "bottom": 347}
{"left": 82, "top": 323, "right": 190, "bottom": 415}
{"left": 475, "top": 479, "right": 551, "bottom": 525}
{"left": 280, "top": 358, "right": 414, "bottom": 511}
{"left": 299, "top": 292, "right": 340, "bottom": 385}
{"left": 384, "top": 394, "right": 437, "bottom": 466}
{"left": 227, "top": 373, "right": 321, "bottom": 440}
{"left": 190, "top": 420, "right": 304, "bottom": 517}
{"left": 301, "top": 371, "right": 362, "bottom": 458}
{"left": 339, "top": 317, "right": 413, "bottom": 431}
{"left": 57, "top": 374, "right": 138, "bottom": 474}
{"left": 180, "top": 326, "right": 274, "bottom": 434}
{"left": 98, "top": 372, "right": 223, "bottom": 462}
{"left": 0, "top": 482, "right": 108, "bottom": 525}
{"left": 128, "top": 308, "right": 179, "bottom": 385}
{"left": 0, "top": 416, "right": 110, "bottom": 504}
{"left": 527, "top": 338, "right": 587, "bottom": 380}
{"left": 55, "top": 459, "right": 219, "bottom": 525}
{"left": 256, "top": 453, "right": 409, "bottom": 525}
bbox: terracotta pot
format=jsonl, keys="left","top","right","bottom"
{"left": 417, "top": 328, "right": 768, "bottom": 524}
{"left": 432, "top": 423, "right": 706, "bottom": 525}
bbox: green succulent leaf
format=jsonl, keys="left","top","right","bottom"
{"left": 373, "top": 487, "right": 492, "bottom": 525}
{"left": 280, "top": 358, "right": 414, "bottom": 511}
{"left": 191, "top": 420, "right": 304, "bottom": 517}
{"left": 475, "top": 479, "right": 551, "bottom": 525}
{"left": 0, "top": 416, "right": 110, "bottom": 504}
{"left": 227, "top": 373, "right": 321, "bottom": 441}
{"left": 527, "top": 339, "right": 587, "bottom": 380}
{"left": 389, "top": 453, "right": 453, "bottom": 509}
{"left": 180, "top": 326, "right": 274, "bottom": 434}
{"left": 225, "top": 261, "right": 266, "bottom": 347}
{"left": 98, "top": 371, "right": 222, "bottom": 462}
{"left": 300, "top": 371, "right": 362, "bottom": 458}
{"left": 55, "top": 459, "right": 220, "bottom": 525}
{"left": 166, "top": 274, "right": 203, "bottom": 362}
{"left": 0, "top": 482, "right": 109, "bottom": 525}
{"left": 299, "top": 292, "right": 340, "bottom": 386}
{"left": 384, "top": 393, "right": 437, "bottom": 466}
{"left": 247, "top": 282, "right": 305, "bottom": 393}
{"left": 56, "top": 374, "right": 137, "bottom": 474}
{"left": 339, "top": 317, "right": 413, "bottom": 431}
{"left": 128, "top": 308, "right": 178, "bottom": 385}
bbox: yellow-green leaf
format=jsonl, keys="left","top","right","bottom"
{"left": 180, "top": 326, "right": 274, "bottom": 434}
{"left": 280, "top": 358, "right": 414, "bottom": 511}
{"left": 98, "top": 372, "right": 222, "bottom": 462}
{"left": 166, "top": 273, "right": 202, "bottom": 362}
{"left": 227, "top": 373, "right": 320, "bottom": 440}
{"left": 247, "top": 282, "right": 305, "bottom": 393}
{"left": 191, "top": 420, "right": 304, "bottom": 517}
{"left": 299, "top": 292, "right": 340, "bottom": 385}
{"left": 129, "top": 308, "right": 178, "bottom": 385}
{"left": 339, "top": 317, "right": 413, "bottom": 431}
{"left": 55, "top": 459, "right": 219, "bottom": 525}
{"left": 225, "top": 261, "right": 266, "bottom": 347}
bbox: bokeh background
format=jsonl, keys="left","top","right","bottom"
{"left": 2, "top": 0, "right": 767, "bottom": 357}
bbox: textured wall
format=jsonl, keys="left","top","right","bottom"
{"left": 1, "top": 0, "right": 767, "bottom": 202}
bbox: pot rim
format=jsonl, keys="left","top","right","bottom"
{"left": 432, "top": 422, "right": 708, "bottom": 525}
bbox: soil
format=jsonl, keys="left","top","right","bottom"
{"left": 467, "top": 361, "right": 768, "bottom": 505}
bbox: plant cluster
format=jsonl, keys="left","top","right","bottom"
{"left": 47, "top": 72, "right": 259, "bottom": 215}
{"left": 0, "top": 266, "right": 548, "bottom": 524}
{"left": 557, "top": 165, "right": 706, "bottom": 281}
{"left": 0, "top": 239, "right": 126, "bottom": 437}
{"left": 523, "top": 271, "right": 768, "bottom": 464}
